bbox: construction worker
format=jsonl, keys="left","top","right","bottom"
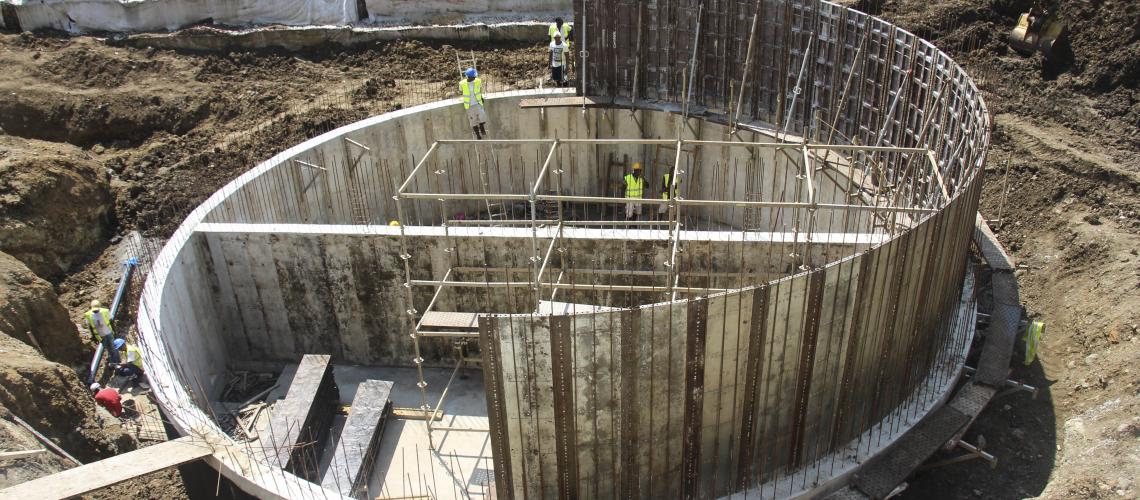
{"left": 459, "top": 68, "right": 488, "bottom": 140}
{"left": 90, "top": 383, "right": 123, "bottom": 417}
{"left": 549, "top": 17, "right": 573, "bottom": 75}
{"left": 84, "top": 300, "right": 120, "bottom": 365}
{"left": 623, "top": 163, "right": 646, "bottom": 220}
{"left": 549, "top": 17, "right": 572, "bottom": 47}
{"left": 550, "top": 33, "right": 569, "bottom": 87}
{"left": 659, "top": 169, "right": 682, "bottom": 217}
{"left": 112, "top": 338, "right": 149, "bottom": 390}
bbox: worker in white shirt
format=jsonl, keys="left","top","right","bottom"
{"left": 550, "top": 33, "right": 569, "bottom": 87}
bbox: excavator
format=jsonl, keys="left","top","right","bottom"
{"left": 1008, "top": 0, "right": 1068, "bottom": 59}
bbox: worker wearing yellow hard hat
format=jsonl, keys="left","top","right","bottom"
{"left": 389, "top": 220, "right": 401, "bottom": 227}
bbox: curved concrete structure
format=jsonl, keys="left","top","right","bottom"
{"left": 134, "top": 0, "right": 988, "bottom": 498}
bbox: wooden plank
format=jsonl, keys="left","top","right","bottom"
{"left": 698, "top": 294, "right": 727, "bottom": 498}
{"left": 0, "top": 449, "right": 46, "bottom": 460}
{"left": 549, "top": 316, "right": 578, "bottom": 500}
{"left": 681, "top": 298, "right": 709, "bottom": 499}
{"left": 788, "top": 271, "right": 827, "bottom": 469}
{"left": 720, "top": 290, "right": 753, "bottom": 495}
{"left": 736, "top": 286, "right": 770, "bottom": 488}
{"left": 497, "top": 316, "right": 528, "bottom": 500}
{"left": 478, "top": 316, "right": 512, "bottom": 500}
{"left": 633, "top": 304, "right": 656, "bottom": 498}
{"left": 663, "top": 301, "right": 689, "bottom": 497}
{"left": 645, "top": 303, "right": 674, "bottom": 499}
{"left": 618, "top": 308, "right": 641, "bottom": 499}
{"left": 592, "top": 309, "right": 620, "bottom": 499}
{"left": 572, "top": 311, "right": 598, "bottom": 499}
{"left": 518, "top": 96, "right": 616, "bottom": 108}
{"left": 0, "top": 437, "right": 211, "bottom": 499}
{"left": 528, "top": 317, "right": 560, "bottom": 500}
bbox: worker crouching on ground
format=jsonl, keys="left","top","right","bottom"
{"left": 459, "top": 68, "right": 488, "bottom": 140}
{"left": 550, "top": 34, "right": 569, "bottom": 87}
{"left": 84, "top": 300, "right": 120, "bottom": 365}
{"left": 90, "top": 383, "right": 122, "bottom": 417}
{"left": 112, "top": 338, "right": 149, "bottom": 390}
{"left": 624, "top": 163, "right": 646, "bottom": 220}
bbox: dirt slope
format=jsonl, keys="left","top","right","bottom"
{"left": 863, "top": 0, "right": 1140, "bottom": 498}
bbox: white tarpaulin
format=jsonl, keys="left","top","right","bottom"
{"left": 4, "top": 0, "right": 357, "bottom": 33}
{"left": 1, "top": 0, "right": 569, "bottom": 33}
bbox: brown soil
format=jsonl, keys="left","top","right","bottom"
{"left": 0, "top": 251, "right": 86, "bottom": 364}
{"left": 0, "top": 0, "right": 1135, "bottom": 496}
{"left": 863, "top": 0, "right": 1140, "bottom": 498}
{"left": 0, "top": 136, "right": 113, "bottom": 280}
{"left": 0, "top": 32, "right": 547, "bottom": 498}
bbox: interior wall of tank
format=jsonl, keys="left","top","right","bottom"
{"left": 201, "top": 92, "right": 871, "bottom": 233}
{"left": 193, "top": 224, "right": 871, "bottom": 367}
{"left": 144, "top": 231, "right": 235, "bottom": 402}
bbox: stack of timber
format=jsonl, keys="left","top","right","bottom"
{"left": 263, "top": 354, "right": 339, "bottom": 480}
{"left": 320, "top": 380, "right": 394, "bottom": 499}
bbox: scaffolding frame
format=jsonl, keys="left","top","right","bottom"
{"left": 392, "top": 135, "right": 945, "bottom": 449}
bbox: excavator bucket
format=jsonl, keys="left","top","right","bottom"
{"left": 1009, "top": 11, "right": 1068, "bottom": 58}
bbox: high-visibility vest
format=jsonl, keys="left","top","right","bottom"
{"left": 662, "top": 172, "right": 681, "bottom": 199}
{"left": 624, "top": 174, "right": 645, "bottom": 198}
{"left": 459, "top": 78, "right": 484, "bottom": 109}
{"left": 549, "top": 23, "right": 572, "bottom": 45}
{"left": 84, "top": 307, "right": 114, "bottom": 339}
{"left": 125, "top": 343, "right": 144, "bottom": 371}
{"left": 1023, "top": 320, "right": 1044, "bottom": 365}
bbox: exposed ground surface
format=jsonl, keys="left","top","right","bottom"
{"left": 868, "top": 0, "right": 1140, "bottom": 498}
{"left": 0, "top": 0, "right": 1136, "bottom": 496}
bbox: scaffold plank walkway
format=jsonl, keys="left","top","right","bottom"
{"left": 0, "top": 436, "right": 212, "bottom": 500}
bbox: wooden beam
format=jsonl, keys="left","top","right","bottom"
{"left": 0, "top": 449, "right": 46, "bottom": 460}
{"left": 518, "top": 96, "right": 615, "bottom": 108}
{"left": 0, "top": 436, "right": 212, "bottom": 500}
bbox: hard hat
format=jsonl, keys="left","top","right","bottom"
{"left": 113, "top": 338, "right": 126, "bottom": 350}
{"left": 632, "top": 162, "right": 642, "bottom": 170}
{"left": 90, "top": 299, "right": 101, "bottom": 308}
{"left": 89, "top": 383, "right": 101, "bottom": 391}
{"left": 465, "top": 68, "right": 477, "bottom": 78}
{"left": 389, "top": 220, "right": 401, "bottom": 227}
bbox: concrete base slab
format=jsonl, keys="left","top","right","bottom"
{"left": 322, "top": 365, "right": 492, "bottom": 500}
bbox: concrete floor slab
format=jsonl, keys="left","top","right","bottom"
{"left": 322, "top": 365, "right": 492, "bottom": 500}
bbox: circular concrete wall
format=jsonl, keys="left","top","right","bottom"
{"left": 135, "top": 3, "right": 988, "bottom": 498}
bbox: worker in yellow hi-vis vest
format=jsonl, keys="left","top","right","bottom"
{"left": 623, "top": 163, "right": 646, "bottom": 220}
{"left": 659, "top": 169, "right": 682, "bottom": 218}
{"left": 459, "top": 68, "right": 488, "bottom": 139}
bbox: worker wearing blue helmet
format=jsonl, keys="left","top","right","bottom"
{"left": 459, "top": 67, "right": 488, "bottom": 139}
{"left": 112, "top": 338, "right": 149, "bottom": 389}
